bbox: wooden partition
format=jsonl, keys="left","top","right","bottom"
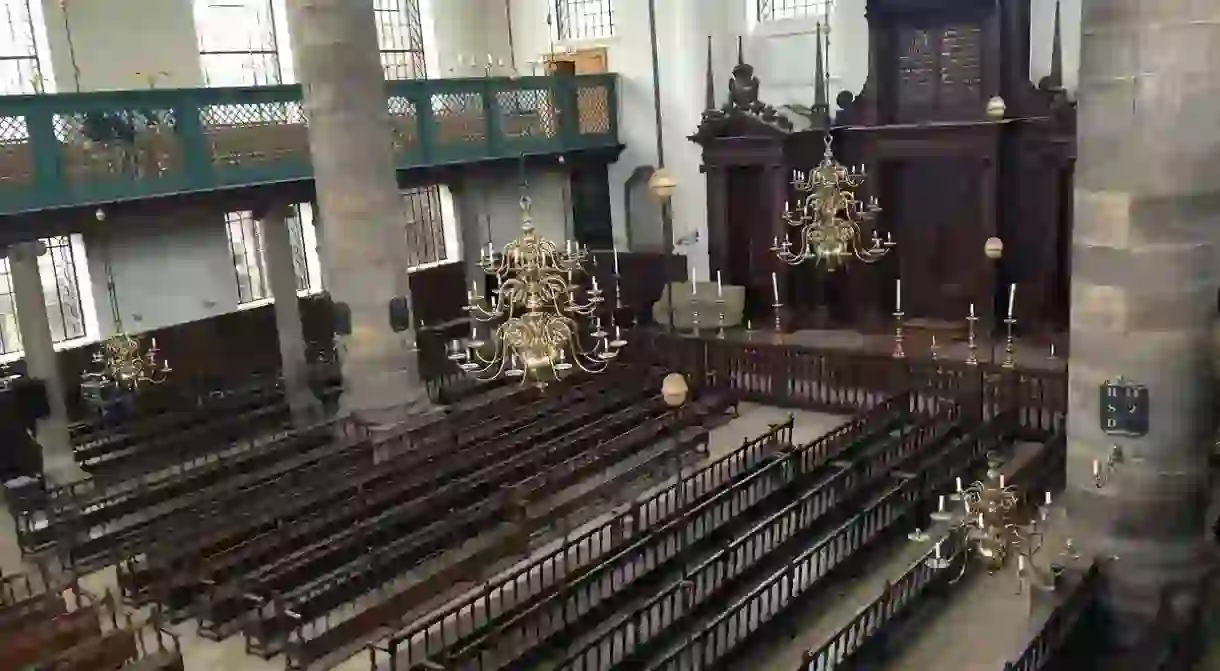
{"left": 631, "top": 330, "right": 1066, "bottom": 440}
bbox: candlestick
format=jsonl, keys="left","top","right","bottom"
{"left": 965, "top": 305, "right": 979, "bottom": 366}
{"left": 1001, "top": 317, "right": 1016, "bottom": 369}
{"left": 895, "top": 278, "right": 902, "bottom": 313}
{"left": 1008, "top": 283, "right": 1016, "bottom": 318}
{"left": 690, "top": 287, "right": 701, "bottom": 335}
{"left": 930, "top": 335, "right": 938, "bottom": 360}
{"left": 716, "top": 298, "right": 726, "bottom": 339}
{"left": 892, "top": 308, "right": 905, "bottom": 359}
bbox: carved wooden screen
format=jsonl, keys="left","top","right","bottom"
{"left": 893, "top": 19, "right": 985, "bottom": 121}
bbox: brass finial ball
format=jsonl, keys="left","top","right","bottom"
{"left": 662, "top": 372, "right": 689, "bottom": 408}
{"left": 984, "top": 236, "right": 1004, "bottom": 260}
{"left": 649, "top": 168, "right": 677, "bottom": 200}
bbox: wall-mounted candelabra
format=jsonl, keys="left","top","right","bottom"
{"left": 892, "top": 278, "right": 904, "bottom": 359}
{"left": 1093, "top": 444, "right": 1124, "bottom": 489}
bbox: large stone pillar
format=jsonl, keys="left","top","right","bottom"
{"left": 1066, "top": 0, "right": 1220, "bottom": 645}
{"left": 8, "top": 241, "right": 82, "bottom": 484}
{"left": 285, "top": 0, "right": 433, "bottom": 430}
{"left": 261, "top": 205, "right": 322, "bottom": 426}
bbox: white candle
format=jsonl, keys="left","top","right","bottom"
{"left": 716, "top": 270, "right": 723, "bottom": 297}
{"left": 691, "top": 268, "right": 698, "bottom": 296}
{"left": 613, "top": 245, "right": 620, "bottom": 275}
{"left": 1008, "top": 283, "right": 1016, "bottom": 318}
{"left": 999, "top": 475, "right": 1005, "bottom": 489}
{"left": 969, "top": 303, "right": 975, "bottom": 318}
{"left": 1050, "top": 343, "right": 1056, "bottom": 358}
{"left": 955, "top": 477, "right": 963, "bottom": 493}
{"left": 1045, "top": 491, "right": 1052, "bottom": 506}
{"left": 151, "top": 337, "right": 157, "bottom": 349}
{"left": 615, "top": 325, "right": 622, "bottom": 340}
{"left": 772, "top": 272, "right": 780, "bottom": 303}
{"left": 978, "top": 513, "right": 985, "bottom": 527}
{"left": 934, "top": 541, "right": 942, "bottom": 560}
{"left": 1092, "top": 459, "right": 1100, "bottom": 476}
{"left": 1019, "top": 555, "right": 1026, "bottom": 572}
{"left": 938, "top": 495, "right": 945, "bottom": 512}
{"left": 487, "top": 242, "right": 494, "bottom": 257}
{"left": 895, "top": 279, "right": 902, "bottom": 312}
{"left": 466, "top": 289, "right": 473, "bottom": 304}
{"left": 486, "top": 53, "right": 493, "bottom": 64}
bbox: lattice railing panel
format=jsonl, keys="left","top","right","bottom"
{"left": 496, "top": 88, "right": 553, "bottom": 139}
{"left": 54, "top": 109, "right": 181, "bottom": 183}
{"left": 200, "top": 101, "right": 308, "bottom": 168}
{"left": 430, "top": 91, "right": 485, "bottom": 146}
{"left": 387, "top": 96, "right": 419, "bottom": 153}
{"left": 577, "top": 85, "right": 610, "bottom": 134}
{"left": 0, "top": 116, "right": 31, "bottom": 187}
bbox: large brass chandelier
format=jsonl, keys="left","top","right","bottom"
{"left": 916, "top": 469, "right": 1061, "bottom": 592}
{"left": 449, "top": 195, "right": 624, "bottom": 387}
{"left": 772, "top": 133, "right": 893, "bottom": 270}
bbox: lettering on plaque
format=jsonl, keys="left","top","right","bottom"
{"left": 1099, "top": 377, "right": 1149, "bottom": 437}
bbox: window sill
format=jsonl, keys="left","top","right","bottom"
{"left": 0, "top": 334, "right": 100, "bottom": 365}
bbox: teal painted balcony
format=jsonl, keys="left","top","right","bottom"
{"left": 0, "top": 74, "right": 619, "bottom": 216}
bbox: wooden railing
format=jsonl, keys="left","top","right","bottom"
{"left": 0, "top": 75, "right": 618, "bottom": 215}
{"left": 1002, "top": 561, "right": 1102, "bottom": 671}
{"left": 633, "top": 331, "right": 1066, "bottom": 440}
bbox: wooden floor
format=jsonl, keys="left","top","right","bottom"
{"left": 1, "top": 402, "right": 847, "bottom": 671}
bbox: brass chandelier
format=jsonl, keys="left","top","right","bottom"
{"left": 917, "top": 469, "right": 1061, "bottom": 592}
{"left": 82, "top": 213, "right": 171, "bottom": 391}
{"left": 772, "top": 133, "right": 893, "bottom": 269}
{"left": 449, "top": 194, "right": 624, "bottom": 387}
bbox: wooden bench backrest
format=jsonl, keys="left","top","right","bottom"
{"left": 0, "top": 593, "right": 65, "bottom": 639}
{"left": 1, "top": 606, "right": 101, "bottom": 671}
{"left": 41, "top": 627, "right": 138, "bottom": 671}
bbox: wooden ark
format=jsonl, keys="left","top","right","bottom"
{"left": 691, "top": 0, "right": 1075, "bottom": 338}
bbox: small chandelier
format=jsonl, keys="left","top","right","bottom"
{"left": 449, "top": 195, "right": 625, "bottom": 387}
{"left": 84, "top": 333, "right": 171, "bottom": 391}
{"left": 772, "top": 133, "right": 893, "bottom": 270}
{"left": 81, "top": 225, "right": 172, "bottom": 392}
{"left": 917, "top": 469, "right": 1062, "bottom": 591}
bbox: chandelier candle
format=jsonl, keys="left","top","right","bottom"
{"left": 771, "top": 272, "right": 779, "bottom": 303}
{"left": 612, "top": 245, "right": 620, "bottom": 275}
{"left": 716, "top": 270, "right": 723, "bottom": 298}
{"left": 1008, "top": 283, "right": 1016, "bottom": 318}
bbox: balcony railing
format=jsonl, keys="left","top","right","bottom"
{"left": 0, "top": 74, "right": 619, "bottom": 215}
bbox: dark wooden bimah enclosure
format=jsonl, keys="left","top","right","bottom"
{"left": 692, "top": 0, "right": 1075, "bottom": 339}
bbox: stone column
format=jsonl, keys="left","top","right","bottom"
{"left": 8, "top": 241, "right": 82, "bottom": 484}
{"left": 261, "top": 205, "right": 322, "bottom": 426}
{"left": 450, "top": 180, "right": 487, "bottom": 295}
{"left": 1066, "top": 0, "right": 1220, "bottom": 646}
{"left": 286, "top": 0, "right": 434, "bottom": 430}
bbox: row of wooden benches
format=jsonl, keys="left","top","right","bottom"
{"left": 0, "top": 566, "right": 182, "bottom": 671}
{"left": 100, "top": 367, "right": 732, "bottom": 669}
{"left": 357, "top": 393, "right": 1009, "bottom": 671}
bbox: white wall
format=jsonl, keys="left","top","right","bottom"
{"left": 83, "top": 209, "right": 239, "bottom": 337}
{"left": 455, "top": 166, "right": 571, "bottom": 253}
{"left": 40, "top": 0, "right": 204, "bottom": 92}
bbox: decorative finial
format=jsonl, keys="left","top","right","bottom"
{"left": 813, "top": 22, "right": 829, "bottom": 126}
{"left": 1048, "top": 0, "right": 1064, "bottom": 89}
{"left": 737, "top": 36, "right": 744, "bottom": 66}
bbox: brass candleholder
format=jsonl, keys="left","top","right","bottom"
{"left": 772, "top": 303, "right": 784, "bottom": 338}
{"left": 965, "top": 312, "right": 979, "bottom": 366}
{"left": 930, "top": 335, "right": 939, "bottom": 361}
{"left": 715, "top": 298, "right": 726, "bottom": 339}
{"left": 1001, "top": 317, "right": 1016, "bottom": 368}
{"left": 690, "top": 292, "right": 701, "bottom": 336}
{"left": 892, "top": 310, "right": 905, "bottom": 359}
{"left": 613, "top": 274, "right": 624, "bottom": 310}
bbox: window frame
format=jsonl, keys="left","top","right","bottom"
{"left": 0, "top": 235, "right": 90, "bottom": 358}
{"left": 194, "top": 0, "right": 285, "bottom": 87}
{"left": 756, "top": 0, "right": 831, "bottom": 23}
{"left": 0, "top": 0, "right": 45, "bottom": 95}
{"left": 554, "top": 0, "right": 614, "bottom": 42}
{"left": 374, "top": 0, "right": 427, "bottom": 81}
